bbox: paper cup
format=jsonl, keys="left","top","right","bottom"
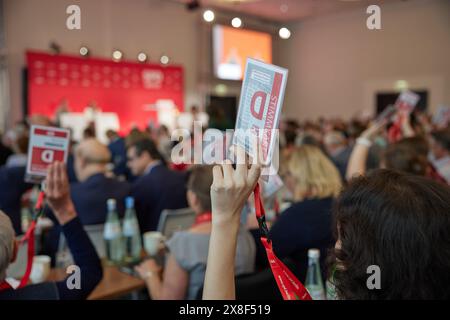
{"left": 143, "top": 231, "right": 163, "bottom": 256}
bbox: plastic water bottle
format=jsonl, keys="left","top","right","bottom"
{"left": 104, "top": 199, "right": 124, "bottom": 265}
{"left": 305, "top": 248, "right": 326, "bottom": 300}
{"left": 122, "top": 197, "right": 142, "bottom": 263}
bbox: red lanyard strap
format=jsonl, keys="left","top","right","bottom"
{"left": 17, "top": 189, "right": 46, "bottom": 289}
{"left": 254, "top": 183, "right": 312, "bottom": 300}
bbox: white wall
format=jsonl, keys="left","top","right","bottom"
{"left": 3, "top": 0, "right": 449, "bottom": 127}
{"left": 279, "top": 0, "right": 450, "bottom": 121}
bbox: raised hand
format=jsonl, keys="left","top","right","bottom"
{"left": 45, "top": 161, "right": 76, "bottom": 225}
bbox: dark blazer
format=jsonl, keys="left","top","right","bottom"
{"left": 131, "top": 163, "right": 188, "bottom": 233}
{"left": 69, "top": 173, "right": 131, "bottom": 225}
{"left": 253, "top": 197, "right": 335, "bottom": 283}
{"left": 0, "top": 165, "right": 33, "bottom": 235}
{"left": 44, "top": 173, "right": 130, "bottom": 258}
{"left": 108, "top": 137, "right": 130, "bottom": 178}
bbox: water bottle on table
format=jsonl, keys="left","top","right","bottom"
{"left": 122, "top": 196, "right": 142, "bottom": 263}
{"left": 104, "top": 198, "right": 124, "bottom": 265}
{"left": 305, "top": 248, "right": 326, "bottom": 300}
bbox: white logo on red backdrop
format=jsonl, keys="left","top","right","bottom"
{"left": 142, "top": 70, "right": 164, "bottom": 89}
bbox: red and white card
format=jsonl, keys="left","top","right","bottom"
{"left": 26, "top": 125, "right": 70, "bottom": 183}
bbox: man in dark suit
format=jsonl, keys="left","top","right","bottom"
{"left": 45, "top": 138, "right": 130, "bottom": 256}
{"left": 106, "top": 129, "right": 130, "bottom": 179}
{"left": 69, "top": 138, "right": 130, "bottom": 224}
{"left": 127, "top": 139, "right": 188, "bottom": 233}
{"left": 0, "top": 166, "right": 33, "bottom": 235}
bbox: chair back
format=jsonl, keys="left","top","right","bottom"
{"left": 157, "top": 208, "right": 196, "bottom": 239}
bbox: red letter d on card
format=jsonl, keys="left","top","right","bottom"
{"left": 250, "top": 91, "right": 267, "bottom": 120}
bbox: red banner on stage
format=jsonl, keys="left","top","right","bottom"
{"left": 26, "top": 51, "right": 184, "bottom": 133}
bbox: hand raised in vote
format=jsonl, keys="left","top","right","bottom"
{"left": 45, "top": 161, "right": 77, "bottom": 225}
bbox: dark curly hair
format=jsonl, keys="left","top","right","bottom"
{"left": 329, "top": 169, "right": 450, "bottom": 299}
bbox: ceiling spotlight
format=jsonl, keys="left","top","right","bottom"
{"left": 203, "top": 10, "right": 215, "bottom": 22}
{"left": 160, "top": 55, "right": 170, "bottom": 65}
{"left": 137, "top": 52, "right": 148, "bottom": 63}
{"left": 279, "top": 27, "right": 291, "bottom": 39}
{"left": 280, "top": 4, "right": 289, "bottom": 13}
{"left": 79, "top": 46, "right": 89, "bottom": 57}
{"left": 231, "top": 17, "right": 242, "bottom": 28}
{"left": 112, "top": 50, "right": 123, "bottom": 61}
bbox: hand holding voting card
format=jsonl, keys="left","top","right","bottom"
{"left": 232, "top": 58, "right": 288, "bottom": 175}
{"left": 395, "top": 90, "right": 420, "bottom": 113}
{"left": 433, "top": 105, "right": 450, "bottom": 128}
{"left": 25, "top": 125, "right": 70, "bottom": 183}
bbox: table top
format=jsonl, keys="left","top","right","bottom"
{"left": 47, "top": 265, "right": 146, "bottom": 300}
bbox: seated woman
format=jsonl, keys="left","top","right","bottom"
{"left": 135, "top": 165, "right": 255, "bottom": 300}
{"left": 0, "top": 162, "right": 103, "bottom": 300}
{"left": 203, "top": 156, "right": 450, "bottom": 299}
{"left": 253, "top": 145, "right": 342, "bottom": 282}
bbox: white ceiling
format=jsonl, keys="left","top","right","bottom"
{"left": 174, "top": 0, "right": 406, "bottom": 22}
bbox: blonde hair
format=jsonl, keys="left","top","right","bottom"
{"left": 286, "top": 145, "right": 342, "bottom": 201}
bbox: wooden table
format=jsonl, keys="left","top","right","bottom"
{"left": 48, "top": 265, "right": 146, "bottom": 300}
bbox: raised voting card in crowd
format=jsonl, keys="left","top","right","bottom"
{"left": 232, "top": 58, "right": 288, "bottom": 174}
{"left": 25, "top": 125, "right": 70, "bottom": 183}
{"left": 395, "top": 90, "right": 420, "bottom": 113}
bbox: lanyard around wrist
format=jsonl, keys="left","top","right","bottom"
{"left": 254, "top": 183, "right": 312, "bottom": 300}
{"left": 19, "top": 187, "right": 46, "bottom": 289}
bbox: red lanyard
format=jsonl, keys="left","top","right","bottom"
{"left": 0, "top": 189, "right": 46, "bottom": 292}
{"left": 254, "top": 183, "right": 312, "bottom": 300}
{"left": 192, "top": 212, "right": 212, "bottom": 227}
{"left": 0, "top": 281, "right": 12, "bottom": 291}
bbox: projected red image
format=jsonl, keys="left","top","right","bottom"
{"left": 213, "top": 25, "right": 272, "bottom": 80}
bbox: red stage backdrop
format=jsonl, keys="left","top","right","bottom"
{"left": 27, "top": 51, "right": 184, "bottom": 133}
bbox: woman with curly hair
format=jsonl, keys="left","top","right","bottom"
{"left": 203, "top": 160, "right": 450, "bottom": 299}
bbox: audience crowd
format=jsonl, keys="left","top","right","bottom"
{"left": 0, "top": 105, "right": 449, "bottom": 300}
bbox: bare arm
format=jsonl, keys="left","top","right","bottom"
{"left": 346, "top": 121, "right": 387, "bottom": 181}
{"left": 346, "top": 142, "right": 370, "bottom": 181}
{"left": 203, "top": 148, "right": 261, "bottom": 300}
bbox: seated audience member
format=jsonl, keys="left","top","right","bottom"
{"left": 0, "top": 166, "right": 33, "bottom": 235}
{"left": 323, "top": 131, "right": 351, "bottom": 178}
{"left": 428, "top": 128, "right": 450, "bottom": 184}
{"left": 68, "top": 138, "right": 130, "bottom": 224}
{"left": 66, "top": 150, "right": 78, "bottom": 184}
{"left": 381, "top": 138, "right": 428, "bottom": 177}
{"left": 156, "top": 125, "right": 173, "bottom": 162}
{"left": 5, "top": 134, "right": 28, "bottom": 169}
{"left": 106, "top": 129, "right": 129, "bottom": 179}
{"left": 330, "top": 169, "right": 450, "bottom": 299}
{"left": 128, "top": 139, "right": 188, "bottom": 233}
{"left": 45, "top": 139, "right": 130, "bottom": 255}
{"left": 254, "top": 145, "right": 342, "bottom": 281}
{"left": 0, "top": 162, "right": 102, "bottom": 300}
{"left": 135, "top": 165, "right": 255, "bottom": 300}
{"left": 203, "top": 162, "right": 450, "bottom": 299}
{"left": 347, "top": 120, "right": 446, "bottom": 182}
